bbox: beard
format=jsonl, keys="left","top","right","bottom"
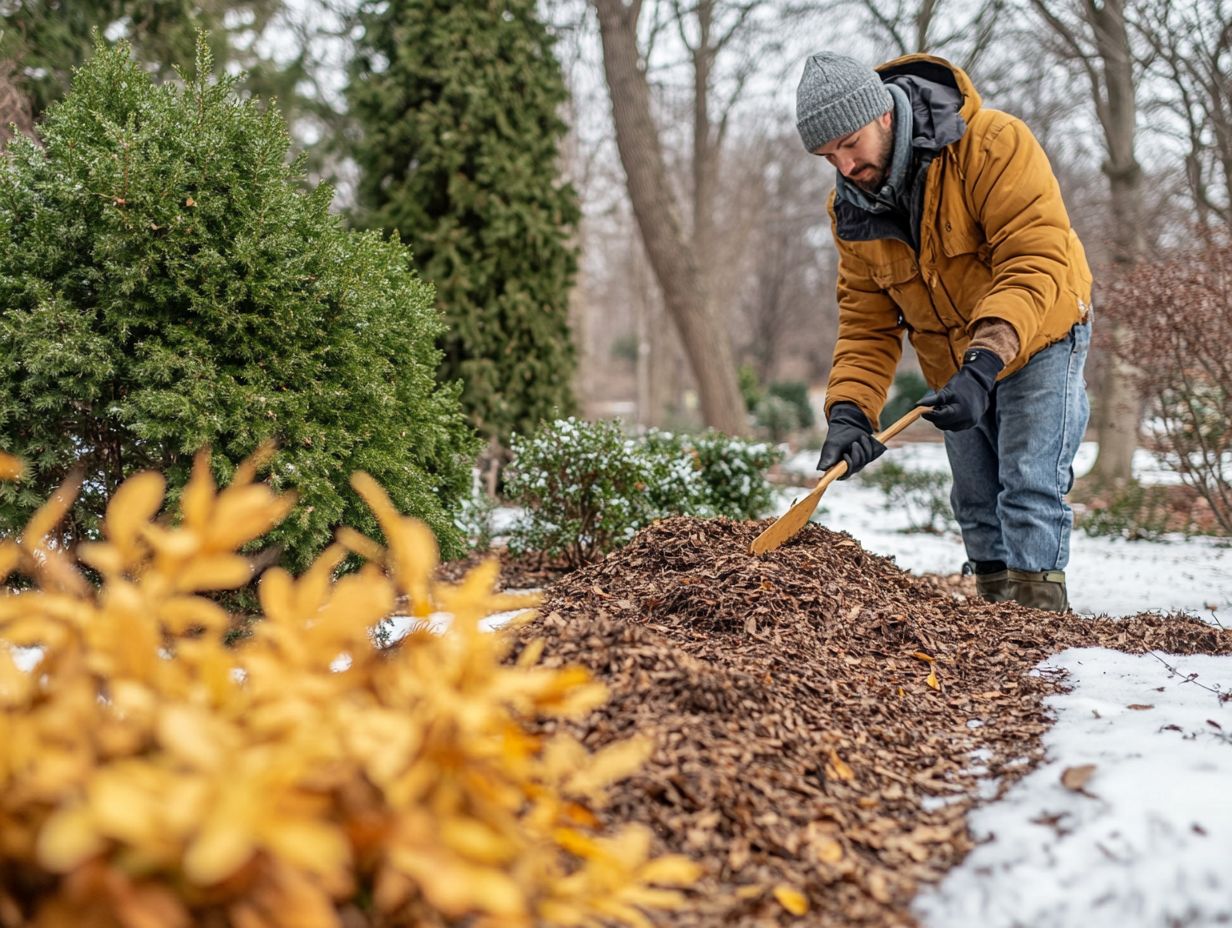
{"left": 848, "top": 120, "right": 895, "bottom": 194}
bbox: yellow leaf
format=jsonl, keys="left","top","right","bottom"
{"left": 516, "top": 637, "right": 545, "bottom": 668}
{"left": 826, "top": 749, "right": 854, "bottom": 781}
{"left": 439, "top": 818, "right": 516, "bottom": 866}
{"left": 639, "top": 854, "right": 702, "bottom": 886}
{"left": 334, "top": 526, "right": 384, "bottom": 563}
{"left": 0, "top": 452, "right": 24, "bottom": 480}
{"left": 258, "top": 567, "right": 296, "bottom": 625}
{"left": 912, "top": 651, "right": 935, "bottom": 662}
{"left": 813, "top": 836, "right": 844, "bottom": 864}
{"left": 158, "top": 704, "right": 230, "bottom": 770}
{"left": 105, "top": 471, "right": 166, "bottom": 552}
{"left": 158, "top": 595, "right": 230, "bottom": 634}
{"left": 36, "top": 805, "right": 105, "bottom": 872}
{"left": 179, "top": 450, "right": 216, "bottom": 531}
{"left": 207, "top": 485, "right": 295, "bottom": 551}
{"left": 926, "top": 666, "right": 940, "bottom": 690}
{"left": 22, "top": 472, "right": 82, "bottom": 552}
{"left": 261, "top": 819, "right": 352, "bottom": 882}
{"left": 184, "top": 816, "right": 255, "bottom": 885}
{"left": 172, "top": 554, "right": 252, "bottom": 592}
{"left": 230, "top": 442, "right": 276, "bottom": 488}
{"left": 773, "top": 885, "right": 809, "bottom": 916}
{"left": 78, "top": 541, "right": 125, "bottom": 575}
{"left": 567, "top": 736, "right": 651, "bottom": 798}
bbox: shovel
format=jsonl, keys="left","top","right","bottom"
{"left": 749, "top": 405, "right": 927, "bottom": 555}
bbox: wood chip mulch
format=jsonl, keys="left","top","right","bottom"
{"left": 509, "top": 515, "right": 1232, "bottom": 927}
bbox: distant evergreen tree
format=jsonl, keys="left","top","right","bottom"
{"left": 0, "top": 0, "right": 280, "bottom": 121}
{"left": 348, "top": 0, "right": 580, "bottom": 449}
{"left": 0, "top": 41, "right": 477, "bottom": 565}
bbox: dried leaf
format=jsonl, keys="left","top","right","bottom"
{"left": 1061, "top": 764, "right": 1097, "bottom": 792}
{"left": 772, "top": 885, "right": 809, "bottom": 915}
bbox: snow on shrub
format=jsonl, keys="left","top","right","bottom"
{"left": 505, "top": 418, "right": 782, "bottom": 567}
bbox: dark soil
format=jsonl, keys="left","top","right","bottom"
{"left": 509, "top": 516, "right": 1232, "bottom": 927}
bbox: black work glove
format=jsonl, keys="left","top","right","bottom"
{"left": 918, "top": 348, "right": 1004, "bottom": 431}
{"left": 817, "top": 402, "right": 886, "bottom": 478}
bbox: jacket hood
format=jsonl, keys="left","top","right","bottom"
{"left": 876, "top": 53, "right": 982, "bottom": 126}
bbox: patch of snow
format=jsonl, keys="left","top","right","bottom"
{"left": 915, "top": 647, "right": 1232, "bottom": 928}
{"left": 378, "top": 603, "right": 538, "bottom": 646}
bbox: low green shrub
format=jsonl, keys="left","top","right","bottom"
{"left": 680, "top": 430, "right": 783, "bottom": 520}
{"left": 766, "top": 381, "right": 816, "bottom": 429}
{"left": 1076, "top": 480, "right": 1175, "bottom": 541}
{"left": 505, "top": 418, "right": 782, "bottom": 566}
{"left": 753, "top": 394, "right": 799, "bottom": 442}
{"left": 456, "top": 480, "right": 499, "bottom": 553}
{"left": 505, "top": 418, "right": 655, "bottom": 566}
{"left": 858, "top": 460, "right": 956, "bottom": 534}
{"left": 882, "top": 370, "right": 930, "bottom": 425}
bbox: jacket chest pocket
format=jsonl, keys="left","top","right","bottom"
{"left": 869, "top": 256, "right": 919, "bottom": 291}
{"left": 939, "top": 209, "right": 988, "bottom": 262}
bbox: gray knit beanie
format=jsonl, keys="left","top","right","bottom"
{"left": 796, "top": 52, "right": 893, "bottom": 152}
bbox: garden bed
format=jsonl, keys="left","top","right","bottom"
{"left": 512, "top": 516, "right": 1232, "bottom": 926}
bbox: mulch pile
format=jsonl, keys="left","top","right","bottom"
{"left": 510, "top": 516, "right": 1232, "bottom": 927}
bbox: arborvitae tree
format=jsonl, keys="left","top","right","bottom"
{"left": 0, "top": 1, "right": 283, "bottom": 121}
{"left": 0, "top": 41, "right": 477, "bottom": 564}
{"left": 348, "top": 0, "right": 580, "bottom": 450}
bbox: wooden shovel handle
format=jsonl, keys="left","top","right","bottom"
{"left": 749, "top": 404, "right": 928, "bottom": 555}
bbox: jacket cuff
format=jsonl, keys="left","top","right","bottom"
{"left": 967, "top": 318, "right": 1021, "bottom": 367}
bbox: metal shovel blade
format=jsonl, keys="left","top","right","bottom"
{"left": 749, "top": 405, "right": 927, "bottom": 555}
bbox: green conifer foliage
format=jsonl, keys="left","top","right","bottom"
{"left": 0, "top": 42, "right": 477, "bottom": 564}
{"left": 0, "top": 0, "right": 279, "bottom": 122}
{"left": 348, "top": 0, "right": 581, "bottom": 448}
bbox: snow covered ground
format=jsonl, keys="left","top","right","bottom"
{"left": 781, "top": 439, "right": 1232, "bottom": 926}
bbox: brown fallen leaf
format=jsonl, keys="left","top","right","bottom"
{"left": 1060, "top": 764, "right": 1097, "bottom": 792}
{"left": 1127, "top": 704, "right": 1154, "bottom": 710}
{"left": 826, "top": 749, "right": 855, "bottom": 781}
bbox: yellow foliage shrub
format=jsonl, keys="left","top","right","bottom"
{"left": 0, "top": 450, "right": 697, "bottom": 928}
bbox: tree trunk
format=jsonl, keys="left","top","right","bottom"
{"left": 591, "top": 0, "right": 748, "bottom": 435}
{"left": 0, "top": 63, "right": 35, "bottom": 149}
{"left": 1087, "top": 0, "right": 1143, "bottom": 486}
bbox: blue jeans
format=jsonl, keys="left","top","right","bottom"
{"left": 942, "top": 318, "right": 1091, "bottom": 572}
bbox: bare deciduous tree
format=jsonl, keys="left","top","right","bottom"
{"left": 845, "top": 0, "right": 1007, "bottom": 69}
{"left": 591, "top": 0, "right": 796, "bottom": 435}
{"left": 727, "top": 131, "right": 838, "bottom": 384}
{"left": 1029, "top": 0, "right": 1146, "bottom": 487}
{"left": 1134, "top": 0, "right": 1232, "bottom": 235}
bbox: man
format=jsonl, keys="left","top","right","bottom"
{"left": 796, "top": 52, "right": 1092, "bottom": 612}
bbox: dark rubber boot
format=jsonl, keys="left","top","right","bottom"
{"left": 1006, "top": 569, "right": 1069, "bottom": 612}
{"left": 975, "top": 569, "right": 1012, "bottom": 603}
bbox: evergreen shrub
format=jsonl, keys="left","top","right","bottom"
{"left": 506, "top": 418, "right": 782, "bottom": 567}
{"left": 348, "top": 0, "right": 580, "bottom": 450}
{"left": 0, "top": 41, "right": 476, "bottom": 566}
{"left": 858, "top": 460, "right": 956, "bottom": 534}
{"left": 882, "top": 370, "right": 929, "bottom": 425}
